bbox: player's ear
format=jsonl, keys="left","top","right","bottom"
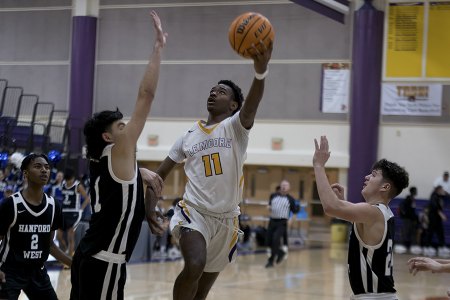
{"left": 381, "top": 182, "right": 391, "bottom": 192}
{"left": 230, "top": 100, "right": 238, "bottom": 111}
{"left": 102, "top": 132, "right": 113, "bottom": 143}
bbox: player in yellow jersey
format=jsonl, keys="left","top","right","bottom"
{"left": 154, "top": 41, "right": 272, "bottom": 300}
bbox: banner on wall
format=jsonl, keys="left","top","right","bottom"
{"left": 321, "top": 63, "right": 350, "bottom": 113}
{"left": 381, "top": 83, "right": 442, "bottom": 116}
{"left": 385, "top": 2, "right": 424, "bottom": 78}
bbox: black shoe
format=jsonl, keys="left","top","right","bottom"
{"left": 276, "top": 250, "right": 286, "bottom": 264}
{"left": 265, "top": 261, "right": 274, "bottom": 268}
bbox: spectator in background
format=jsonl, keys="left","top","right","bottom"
{"left": 0, "top": 169, "right": 7, "bottom": 200}
{"left": 238, "top": 214, "right": 252, "bottom": 251}
{"left": 265, "top": 180, "right": 299, "bottom": 268}
{"left": 425, "top": 185, "right": 450, "bottom": 257}
{"left": 58, "top": 168, "right": 90, "bottom": 256}
{"left": 1, "top": 185, "right": 14, "bottom": 201}
{"left": 44, "top": 170, "right": 64, "bottom": 203}
{"left": 74, "top": 176, "right": 92, "bottom": 251}
{"left": 434, "top": 171, "right": 450, "bottom": 207}
{"left": 398, "top": 187, "right": 421, "bottom": 255}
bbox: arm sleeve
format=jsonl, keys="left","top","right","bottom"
{"left": 0, "top": 197, "right": 14, "bottom": 235}
{"left": 168, "top": 135, "right": 186, "bottom": 163}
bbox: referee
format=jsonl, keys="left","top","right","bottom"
{"left": 265, "top": 180, "right": 299, "bottom": 268}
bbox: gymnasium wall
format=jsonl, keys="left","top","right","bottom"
{"left": 0, "top": 0, "right": 449, "bottom": 199}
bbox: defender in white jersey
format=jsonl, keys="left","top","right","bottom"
{"left": 155, "top": 41, "right": 273, "bottom": 300}
{"left": 313, "top": 136, "right": 409, "bottom": 299}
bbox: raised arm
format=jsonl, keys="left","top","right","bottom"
{"left": 117, "top": 10, "right": 167, "bottom": 148}
{"left": 313, "top": 136, "right": 382, "bottom": 224}
{"left": 239, "top": 41, "right": 273, "bottom": 129}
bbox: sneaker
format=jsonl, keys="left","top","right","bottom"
{"left": 394, "top": 244, "right": 407, "bottom": 254}
{"left": 424, "top": 247, "right": 436, "bottom": 257}
{"left": 410, "top": 245, "right": 422, "bottom": 255}
{"left": 265, "top": 261, "right": 274, "bottom": 268}
{"left": 438, "top": 247, "right": 450, "bottom": 258}
{"left": 276, "top": 250, "right": 286, "bottom": 264}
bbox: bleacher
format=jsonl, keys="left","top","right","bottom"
{"left": 390, "top": 197, "right": 450, "bottom": 246}
{"left": 0, "top": 78, "right": 69, "bottom": 155}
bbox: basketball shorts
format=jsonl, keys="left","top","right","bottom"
{"left": 62, "top": 211, "right": 82, "bottom": 230}
{"left": 170, "top": 200, "right": 240, "bottom": 272}
{"left": 70, "top": 249, "right": 127, "bottom": 300}
{"left": 0, "top": 265, "right": 57, "bottom": 300}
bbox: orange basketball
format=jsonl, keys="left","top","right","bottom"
{"left": 228, "top": 12, "right": 274, "bottom": 59}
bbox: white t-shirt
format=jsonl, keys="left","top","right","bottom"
{"left": 169, "top": 112, "right": 249, "bottom": 215}
{"left": 433, "top": 176, "right": 450, "bottom": 194}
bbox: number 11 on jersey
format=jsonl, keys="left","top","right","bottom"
{"left": 202, "top": 153, "right": 223, "bottom": 177}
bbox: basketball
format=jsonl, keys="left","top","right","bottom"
{"left": 228, "top": 12, "right": 274, "bottom": 59}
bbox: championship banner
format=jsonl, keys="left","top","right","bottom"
{"left": 386, "top": 2, "right": 424, "bottom": 78}
{"left": 381, "top": 83, "right": 442, "bottom": 116}
{"left": 321, "top": 63, "right": 350, "bottom": 113}
{"left": 426, "top": 2, "right": 450, "bottom": 77}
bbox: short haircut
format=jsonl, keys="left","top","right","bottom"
{"left": 83, "top": 109, "right": 123, "bottom": 160}
{"left": 20, "top": 153, "right": 50, "bottom": 171}
{"left": 63, "top": 167, "right": 75, "bottom": 180}
{"left": 218, "top": 80, "right": 244, "bottom": 115}
{"left": 372, "top": 159, "right": 409, "bottom": 198}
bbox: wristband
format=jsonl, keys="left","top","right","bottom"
{"left": 255, "top": 68, "right": 269, "bottom": 80}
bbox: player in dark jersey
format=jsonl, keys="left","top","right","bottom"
{"left": 57, "top": 167, "right": 90, "bottom": 256}
{"left": 313, "top": 136, "right": 409, "bottom": 300}
{"left": 0, "top": 153, "right": 71, "bottom": 300}
{"left": 70, "top": 10, "right": 166, "bottom": 300}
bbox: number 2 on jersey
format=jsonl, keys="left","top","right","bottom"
{"left": 31, "top": 234, "right": 38, "bottom": 250}
{"left": 202, "top": 153, "right": 223, "bottom": 177}
{"left": 385, "top": 238, "right": 393, "bottom": 276}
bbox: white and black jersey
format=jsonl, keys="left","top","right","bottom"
{"left": 0, "top": 192, "right": 63, "bottom": 269}
{"left": 77, "top": 144, "right": 145, "bottom": 262}
{"left": 348, "top": 204, "right": 396, "bottom": 296}
{"left": 61, "top": 180, "right": 81, "bottom": 212}
{"left": 269, "top": 193, "right": 298, "bottom": 219}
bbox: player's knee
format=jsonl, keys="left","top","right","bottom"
{"left": 183, "top": 256, "right": 206, "bottom": 278}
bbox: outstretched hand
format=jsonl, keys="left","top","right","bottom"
{"left": 150, "top": 10, "right": 168, "bottom": 48}
{"left": 313, "top": 136, "right": 331, "bottom": 168}
{"left": 408, "top": 257, "right": 442, "bottom": 275}
{"left": 247, "top": 40, "right": 273, "bottom": 75}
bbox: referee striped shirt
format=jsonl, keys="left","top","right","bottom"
{"left": 270, "top": 194, "right": 292, "bottom": 219}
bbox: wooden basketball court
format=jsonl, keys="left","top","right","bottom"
{"left": 35, "top": 242, "right": 450, "bottom": 300}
